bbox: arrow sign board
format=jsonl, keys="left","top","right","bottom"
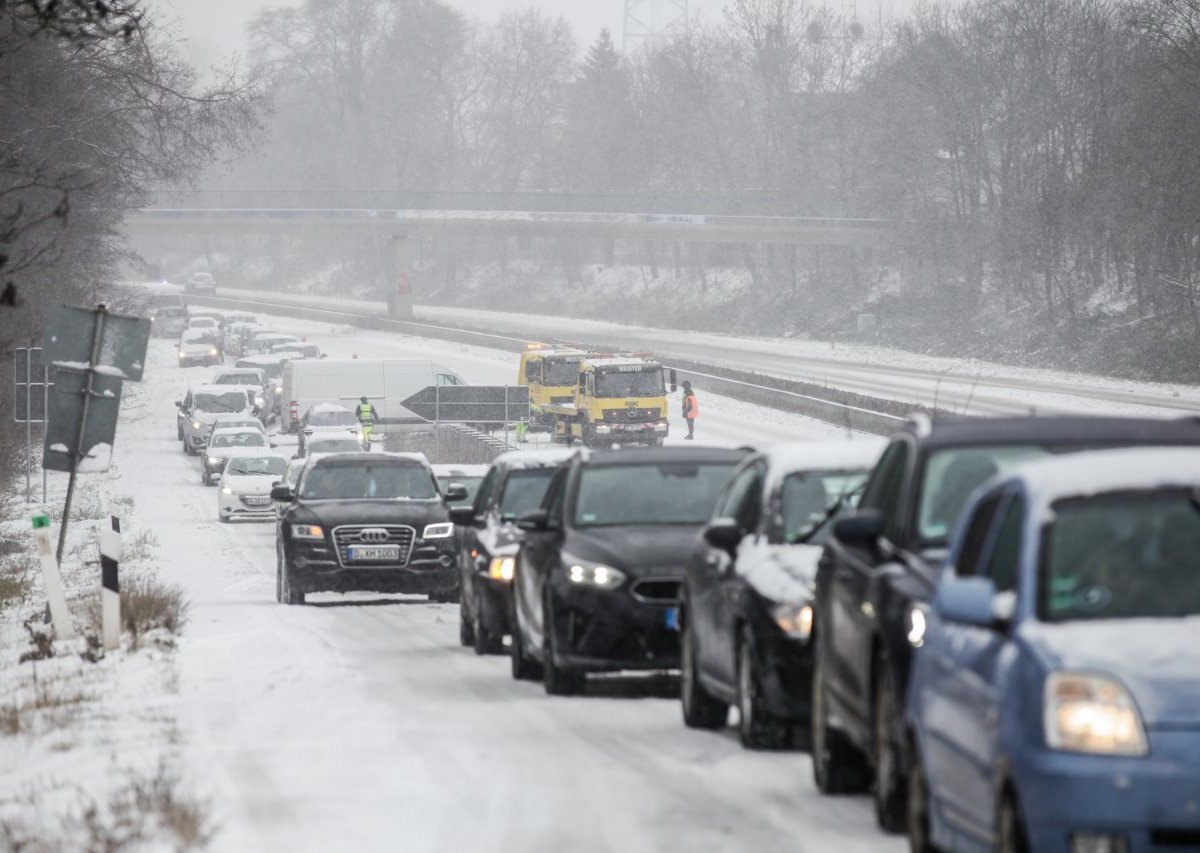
{"left": 402, "top": 385, "right": 530, "bottom": 424}
{"left": 43, "top": 370, "right": 123, "bottom": 473}
{"left": 42, "top": 304, "right": 150, "bottom": 381}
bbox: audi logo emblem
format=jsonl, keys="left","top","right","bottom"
{"left": 358, "top": 528, "right": 390, "bottom": 544}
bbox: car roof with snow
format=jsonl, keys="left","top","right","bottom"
{"left": 307, "top": 451, "right": 431, "bottom": 469}
{"left": 992, "top": 447, "right": 1200, "bottom": 508}
{"left": 214, "top": 368, "right": 265, "bottom": 378}
{"left": 189, "top": 384, "right": 246, "bottom": 396}
{"left": 237, "top": 355, "right": 290, "bottom": 366}
{"left": 582, "top": 356, "right": 658, "bottom": 369}
{"left": 212, "top": 414, "right": 264, "bottom": 426}
{"left": 210, "top": 427, "right": 267, "bottom": 437}
{"left": 307, "top": 403, "right": 353, "bottom": 414}
{"left": 581, "top": 446, "right": 750, "bottom": 467}
{"left": 491, "top": 448, "right": 576, "bottom": 469}
{"left": 752, "top": 439, "right": 888, "bottom": 483}
{"left": 904, "top": 414, "right": 1200, "bottom": 449}
{"left": 432, "top": 464, "right": 491, "bottom": 478}
{"left": 181, "top": 329, "right": 216, "bottom": 342}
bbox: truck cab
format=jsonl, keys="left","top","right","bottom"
{"left": 544, "top": 355, "right": 676, "bottom": 448}
{"left": 517, "top": 346, "right": 587, "bottom": 429}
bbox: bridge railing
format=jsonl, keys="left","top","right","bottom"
{"left": 146, "top": 189, "right": 878, "bottom": 218}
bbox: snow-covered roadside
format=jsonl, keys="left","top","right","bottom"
{"left": 0, "top": 362, "right": 210, "bottom": 850}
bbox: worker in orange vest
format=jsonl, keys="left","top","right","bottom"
{"left": 682, "top": 380, "right": 698, "bottom": 440}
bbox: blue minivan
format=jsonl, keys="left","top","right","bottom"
{"left": 906, "top": 448, "right": 1200, "bottom": 853}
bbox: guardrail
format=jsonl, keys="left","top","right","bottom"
{"left": 186, "top": 293, "right": 914, "bottom": 437}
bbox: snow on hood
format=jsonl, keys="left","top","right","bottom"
{"left": 1022, "top": 617, "right": 1200, "bottom": 727}
{"left": 740, "top": 543, "right": 822, "bottom": 604}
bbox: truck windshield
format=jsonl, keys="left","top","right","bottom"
{"left": 499, "top": 469, "right": 557, "bottom": 519}
{"left": 544, "top": 360, "right": 581, "bottom": 386}
{"left": 1040, "top": 489, "right": 1200, "bottom": 621}
{"left": 301, "top": 463, "right": 437, "bottom": 500}
{"left": 575, "top": 462, "right": 738, "bottom": 527}
{"left": 595, "top": 369, "right": 663, "bottom": 398}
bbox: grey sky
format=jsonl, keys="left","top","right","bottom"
{"left": 151, "top": 0, "right": 906, "bottom": 67}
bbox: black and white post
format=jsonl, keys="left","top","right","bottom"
{"left": 99, "top": 515, "right": 122, "bottom": 651}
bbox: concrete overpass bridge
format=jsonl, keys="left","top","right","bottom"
{"left": 125, "top": 190, "right": 897, "bottom": 246}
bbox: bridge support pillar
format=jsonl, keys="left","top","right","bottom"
{"left": 388, "top": 234, "right": 415, "bottom": 320}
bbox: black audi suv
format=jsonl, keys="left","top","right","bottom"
{"left": 273, "top": 452, "right": 467, "bottom": 605}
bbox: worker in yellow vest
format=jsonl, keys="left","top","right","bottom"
{"left": 681, "top": 381, "right": 698, "bottom": 440}
{"left": 357, "top": 396, "right": 378, "bottom": 450}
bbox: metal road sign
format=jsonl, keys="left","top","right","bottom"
{"left": 43, "top": 304, "right": 150, "bottom": 381}
{"left": 402, "top": 385, "right": 530, "bottom": 425}
{"left": 42, "top": 369, "right": 123, "bottom": 473}
{"left": 13, "top": 347, "right": 52, "bottom": 423}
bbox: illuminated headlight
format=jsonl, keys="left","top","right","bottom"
{"left": 1044, "top": 673, "right": 1148, "bottom": 756}
{"left": 565, "top": 556, "right": 625, "bottom": 590}
{"left": 220, "top": 485, "right": 233, "bottom": 495}
{"left": 594, "top": 424, "right": 612, "bottom": 434}
{"left": 422, "top": 523, "right": 455, "bottom": 539}
{"left": 290, "top": 524, "right": 324, "bottom": 540}
{"left": 206, "top": 457, "right": 225, "bottom": 468}
{"left": 254, "top": 395, "right": 265, "bottom": 407}
{"left": 654, "top": 420, "right": 669, "bottom": 432}
{"left": 907, "top": 605, "right": 928, "bottom": 648}
{"left": 772, "top": 602, "right": 814, "bottom": 641}
{"left": 275, "top": 385, "right": 283, "bottom": 394}
{"left": 488, "top": 556, "right": 515, "bottom": 581}
{"left": 210, "top": 348, "right": 218, "bottom": 355}
{"left": 179, "top": 350, "right": 186, "bottom": 357}
{"left": 192, "top": 420, "right": 202, "bottom": 430}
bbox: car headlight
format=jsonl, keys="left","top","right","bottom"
{"left": 254, "top": 395, "right": 265, "bottom": 406}
{"left": 423, "top": 523, "right": 455, "bottom": 539}
{"left": 488, "top": 556, "right": 515, "bottom": 581}
{"left": 654, "top": 420, "right": 669, "bottom": 431}
{"left": 907, "top": 604, "right": 928, "bottom": 648}
{"left": 179, "top": 350, "right": 187, "bottom": 357}
{"left": 220, "top": 485, "right": 233, "bottom": 495}
{"left": 207, "top": 457, "right": 224, "bottom": 468}
{"left": 1044, "top": 672, "right": 1148, "bottom": 756}
{"left": 594, "top": 424, "right": 611, "bottom": 434}
{"left": 291, "top": 524, "right": 324, "bottom": 540}
{"left": 772, "top": 602, "right": 814, "bottom": 641}
{"left": 275, "top": 385, "right": 283, "bottom": 394}
{"left": 564, "top": 555, "right": 625, "bottom": 590}
{"left": 192, "top": 420, "right": 202, "bottom": 430}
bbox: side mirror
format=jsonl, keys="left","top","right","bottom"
{"left": 449, "top": 506, "right": 477, "bottom": 525}
{"left": 320, "top": 353, "right": 328, "bottom": 359}
{"left": 516, "top": 508, "right": 551, "bottom": 532}
{"left": 175, "top": 400, "right": 182, "bottom": 407}
{"left": 270, "top": 485, "right": 294, "bottom": 502}
{"left": 269, "top": 442, "right": 278, "bottom": 449}
{"left": 833, "top": 510, "right": 884, "bottom": 550}
{"left": 703, "top": 517, "right": 742, "bottom": 554}
{"left": 935, "top": 577, "right": 1002, "bottom": 629}
{"left": 668, "top": 368, "right": 678, "bottom": 393}
{"left": 445, "top": 483, "right": 469, "bottom": 502}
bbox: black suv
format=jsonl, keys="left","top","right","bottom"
{"left": 273, "top": 452, "right": 467, "bottom": 605}
{"left": 812, "top": 415, "right": 1200, "bottom": 832}
{"left": 680, "top": 440, "right": 882, "bottom": 749}
{"left": 510, "top": 445, "right": 748, "bottom": 695}
{"left": 451, "top": 449, "right": 574, "bottom": 655}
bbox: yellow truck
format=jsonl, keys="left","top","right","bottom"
{"left": 541, "top": 354, "right": 677, "bottom": 448}
{"left": 517, "top": 345, "right": 588, "bottom": 430}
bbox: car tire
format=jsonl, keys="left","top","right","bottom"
{"left": 278, "top": 548, "right": 305, "bottom": 606}
{"left": 680, "top": 607, "right": 728, "bottom": 730}
{"left": 812, "top": 629, "right": 870, "bottom": 794}
{"left": 737, "top": 626, "right": 790, "bottom": 750}
{"left": 998, "top": 790, "right": 1030, "bottom": 853}
{"left": 459, "top": 603, "right": 476, "bottom": 647}
{"left": 218, "top": 512, "right": 230, "bottom": 524}
{"left": 907, "top": 742, "right": 944, "bottom": 853}
{"left": 474, "top": 601, "right": 502, "bottom": 656}
{"left": 177, "top": 425, "right": 183, "bottom": 441}
{"left": 510, "top": 602, "right": 543, "bottom": 682}
{"left": 874, "top": 658, "right": 908, "bottom": 833}
{"left": 542, "top": 590, "right": 585, "bottom": 696}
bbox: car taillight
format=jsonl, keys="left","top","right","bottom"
{"left": 288, "top": 402, "right": 298, "bottom": 423}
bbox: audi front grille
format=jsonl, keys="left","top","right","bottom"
{"left": 331, "top": 525, "right": 416, "bottom": 568}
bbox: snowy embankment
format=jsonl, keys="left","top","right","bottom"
{"left": 0, "top": 365, "right": 209, "bottom": 849}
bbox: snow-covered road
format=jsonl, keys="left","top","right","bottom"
{"left": 122, "top": 323, "right": 898, "bottom": 851}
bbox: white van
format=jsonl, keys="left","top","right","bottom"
{"left": 282, "top": 358, "right": 466, "bottom": 433}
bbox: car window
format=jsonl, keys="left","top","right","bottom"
{"left": 226, "top": 456, "right": 287, "bottom": 477}
{"left": 472, "top": 469, "right": 497, "bottom": 514}
{"left": 300, "top": 463, "right": 437, "bottom": 500}
{"left": 859, "top": 440, "right": 910, "bottom": 541}
{"left": 981, "top": 495, "right": 1024, "bottom": 593}
{"left": 574, "top": 462, "right": 739, "bottom": 527}
{"left": 731, "top": 467, "right": 764, "bottom": 533}
{"left": 1040, "top": 489, "right": 1200, "bottom": 621}
{"left": 954, "top": 492, "right": 1005, "bottom": 577}
{"left": 498, "top": 469, "right": 558, "bottom": 520}
{"left": 917, "top": 446, "right": 1051, "bottom": 545}
{"left": 543, "top": 468, "right": 568, "bottom": 521}
{"left": 716, "top": 465, "right": 759, "bottom": 520}
{"left": 438, "top": 476, "right": 485, "bottom": 502}
{"left": 781, "top": 471, "right": 869, "bottom": 544}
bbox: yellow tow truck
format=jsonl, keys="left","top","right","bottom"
{"left": 517, "top": 345, "right": 589, "bottom": 431}
{"left": 541, "top": 354, "right": 678, "bottom": 448}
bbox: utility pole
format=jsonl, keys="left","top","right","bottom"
{"left": 623, "top": 0, "right": 688, "bottom": 53}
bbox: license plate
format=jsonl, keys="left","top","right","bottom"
{"left": 664, "top": 607, "right": 680, "bottom": 631}
{"left": 243, "top": 497, "right": 270, "bottom": 507}
{"left": 347, "top": 546, "right": 400, "bottom": 561}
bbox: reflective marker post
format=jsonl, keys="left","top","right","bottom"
{"left": 31, "top": 514, "right": 75, "bottom": 640}
{"left": 99, "top": 515, "right": 122, "bottom": 651}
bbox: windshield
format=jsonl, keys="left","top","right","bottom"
{"left": 594, "top": 368, "right": 664, "bottom": 398}
{"left": 544, "top": 360, "right": 582, "bottom": 386}
{"left": 194, "top": 392, "right": 248, "bottom": 413}
{"left": 498, "top": 469, "right": 557, "bottom": 519}
{"left": 182, "top": 331, "right": 216, "bottom": 344}
{"left": 161, "top": 307, "right": 186, "bottom": 318}
{"left": 226, "top": 456, "right": 287, "bottom": 477}
{"left": 189, "top": 318, "right": 216, "bottom": 327}
{"left": 1040, "top": 490, "right": 1200, "bottom": 622}
{"left": 437, "top": 476, "right": 485, "bottom": 503}
{"left": 574, "top": 462, "right": 737, "bottom": 527}
{"left": 782, "top": 471, "right": 869, "bottom": 544}
{"left": 300, "top": 463, "right": 437, "bottom": 500}
{"left": 210, "top": 432, "right": 267, "bottom": 449}
{"left": 309, "top": 410, "right": 358, "bottom": 427}
{"left": 308, "top": 439, "right": 362, "bottom": 454}
{"left": 918, "top": 446, "right": 1052, "bottom": 544}
{"left": 215, "top": 374, "right": 260, "bottom": 386}
{"left": 285, "top": 462, "right": 305, "bottom": 487}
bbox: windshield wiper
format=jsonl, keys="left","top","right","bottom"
{"left": 792, "top": 485, "right": 865, "bottom": 545}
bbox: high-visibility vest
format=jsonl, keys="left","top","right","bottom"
{"left": 357, "top": 402, "right": 374, "bottom": 423}
{"left": 683, "top": 393, "right": 698, "bottom": 419}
